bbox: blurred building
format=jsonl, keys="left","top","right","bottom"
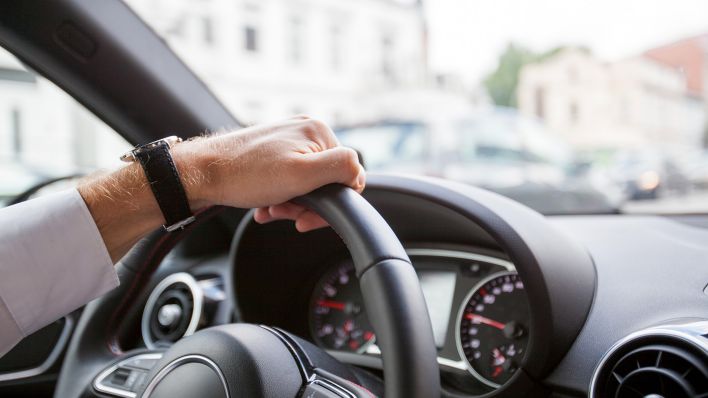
{"left": 517, "top": 48, "right": 706, "bottom": 151}
{"left": 0, "top": 48, "right": 127, "bottom": 175}
{"left": 645, "top": 34, "right": 708, "bottom": 101}
{"left": 125, "top": 0, "right": 430, "bottom": 125}
{"left": 0, "top": 0, "right": 438, "bottom": 183}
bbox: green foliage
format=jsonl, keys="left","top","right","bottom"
{"left": 483, "top": 43, "right": 578, "bottom": 108}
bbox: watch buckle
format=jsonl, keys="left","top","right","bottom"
{"left": 120, "top": 136, "right": 183, "bottom": 163}
{"left": 163, "top": 216, "right": 196, "bottom": 232}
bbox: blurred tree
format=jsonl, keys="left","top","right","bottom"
{"left": 483, "top": 43, "right": 576, "bottom": 107}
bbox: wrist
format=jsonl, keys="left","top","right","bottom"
{"left": 170, "top": 139, "right": 217, "bottom": 211}
{"left": 78, "top": 163, "right": 164, "bottom": 262}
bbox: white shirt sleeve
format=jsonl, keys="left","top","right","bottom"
{"left": 0, "top": 189, "right": 119, "bottom": 357}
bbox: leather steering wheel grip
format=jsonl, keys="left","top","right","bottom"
{"left": 295, "top": 184, "right": 441, "bottom": 398}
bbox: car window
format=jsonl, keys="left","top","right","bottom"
{"left": 0, "top": 47, "right": 131, "bottom": 207}
{"left": 127, "top": 1, "right": 708, "bottom": 215}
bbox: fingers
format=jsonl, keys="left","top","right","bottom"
{"left": 253, "top": 203, "right": 329, "bottom": 232}
{"left": 296, "top": 117, "right": 340, "bottom": 149}
{"left": 253, "top": 207, "right": 271, "bottom": 223}
{"left": 251, "top": 117, "right": 364, "bottom": 233}
{"left": 253, "top": 202, "right": 307, "bottom": 223}
{"left": 295, "top": 210, "right": 328, "bottom": 232}
{"left": 302, "top": 146, "right": 366, "bottom": 193}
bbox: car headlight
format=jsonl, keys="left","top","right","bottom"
{"left": 638, "top": 170, "right": 660, "bottom": 191}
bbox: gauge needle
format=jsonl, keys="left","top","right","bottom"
{"left": 466, "top": 313, "right": 506, "bottom": 330}
{"left": 317, "top": 300, "right": 347, "bottom": 311}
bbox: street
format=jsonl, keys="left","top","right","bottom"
{"left": 622, "top": 189, "right": 708, "bottom": 214}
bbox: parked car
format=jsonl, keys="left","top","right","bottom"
{"left": 608, "top": 149, "right": 691, "bottom": 200}
{"left": 337, "top": 108, "right": 620, "bottom": 214}
{"left": 680, "top": 150, "right": 708, "bottom": 190}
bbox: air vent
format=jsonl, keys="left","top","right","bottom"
{"left": 591, "top": 329, "right": 708, "bottom": 398}
{"left": 142, "top": 273, "right": 204, "bottom": 349}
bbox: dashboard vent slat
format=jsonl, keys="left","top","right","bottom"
{"left": 591, "top": 334, "right": 708, "bottom": 398}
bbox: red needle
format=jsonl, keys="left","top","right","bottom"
{"left": 318, "top": 300, "right": 346, "bottom": 311}
{"left": 492, "top": 366, "right": 503, "bottom": 378}
{"left": 466, "top": 313, "right": 506, "bottom": 330}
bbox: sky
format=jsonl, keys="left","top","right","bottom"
{"left": 424, "top": 0, "right": 708, "bottom": 83}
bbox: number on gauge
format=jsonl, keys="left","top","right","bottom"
{"left": 309, "top": 261, "right": 375, "bottom": 353}
{"left": 457, "top": 271, "right": 530, "bottom": 387}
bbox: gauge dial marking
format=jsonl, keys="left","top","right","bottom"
{"left": 465, "top": 313, "right": 506, "bottom": 330}
{"left": 310, "top": 261, "right": 376, "bottom": 353}
{"left": 457, "top": 271, "right": 530, "bottom": 388}
{"left": 317, "top": 300, "right": 346, "bottom": 311}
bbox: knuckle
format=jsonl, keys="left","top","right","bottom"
{"left": 307, "top": 118, "right": 330, "bottom": 135}
{"left": 298, "top": 118, "right": 336, "bottom": 148}
{"left": 297, "top": 119, "right": 319, "bottom": 138}
{"left": 338, "top": 148, "right": 360, "bottom": 176}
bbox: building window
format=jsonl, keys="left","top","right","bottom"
{"left": 11, "top": 107, "right": 22, "bottom": 158}
{"left": 202, "top": 16, "right": 214, "bottom": 45}
{"left": 165, "top": 16, "right": 186, "bottom": 39}
{"left": 330, "top": 25, "right": 342, "bottom": 71}
{"left": 569, "top": 102, "right": 579, "bottom": 124}
{"left": 288, "top": 17, "right": 304, "bottom": 64}
{"left": 244, "top": 26, "right": 258, "bottom": 52}
{"left": 381, "top": 33, "right": 394, "bottom": 82}
{"left": 534, "top": 87, "right": 545, "bottom": 119}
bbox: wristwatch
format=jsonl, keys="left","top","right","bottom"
{"left": 120, "top": 136, "right": 196, "bottom": 232}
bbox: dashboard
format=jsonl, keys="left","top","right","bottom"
{"left": 2, "top": 174, "right": 708, "bottom": 398}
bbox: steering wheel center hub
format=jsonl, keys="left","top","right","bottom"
{"left": 140, "top": 324, "right": 303, "bottom": 398}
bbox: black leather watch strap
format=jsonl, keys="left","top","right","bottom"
{"left": 133, "top": 140, "right": 195, "bottom": 231}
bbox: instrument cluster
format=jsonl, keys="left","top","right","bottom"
{"left": 308, "top": 248, "right": 531, "bottom": 391}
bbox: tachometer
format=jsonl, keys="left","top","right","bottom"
{"left": 309, "top": 261, "right": 375, "bottom": 353}
{"left": 457, "top": 271, "right": 530, "bottom": 388}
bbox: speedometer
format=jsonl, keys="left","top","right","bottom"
{"left": 456, "top": 271, "right": 530, "bottom": 388}
{"left": 309, "top": 261, "right": 375, "bottom": 353}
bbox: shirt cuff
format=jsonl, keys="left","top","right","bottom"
{"left": 0, "top": 188, "right": 119, "bottom": 337}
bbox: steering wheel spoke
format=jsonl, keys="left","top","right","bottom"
{"left": 93, "top": 351, "right": 165, "bottom": 398}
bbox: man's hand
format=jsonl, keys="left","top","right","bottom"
{"left": 79, "top": 116, "right": 365, "bottom": 262}
{"left": 176, "top": 116, "right": 364, "bottom": 231}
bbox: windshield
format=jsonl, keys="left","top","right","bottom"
{"left": 127, "top": 0, "right": 708, "bottom": 215}
{"left": 337, "top": 123, "right": 427, "bottom": 171}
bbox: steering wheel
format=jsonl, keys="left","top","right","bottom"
{"left": 54, "top": 185, "right": 440, "bottom": 398}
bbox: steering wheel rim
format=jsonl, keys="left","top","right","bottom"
{"left": 55, "top": 184, "right": 440, "bottom": 398}
{"left": 294, "top": 184, "right": 440, "bottom": 398}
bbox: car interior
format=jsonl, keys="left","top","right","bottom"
{"left": 1, "top": 1, "right": 708, "bottom": 398}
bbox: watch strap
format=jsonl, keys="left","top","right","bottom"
{"left": 133, "top": 140, "right": 195, "bottom": 231}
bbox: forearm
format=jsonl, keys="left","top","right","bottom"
{"left": 77, "top": 143, "right": 212, "bottom": 263}
{"left": 77, "top": 117, "right": 364, "bottom": 264}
